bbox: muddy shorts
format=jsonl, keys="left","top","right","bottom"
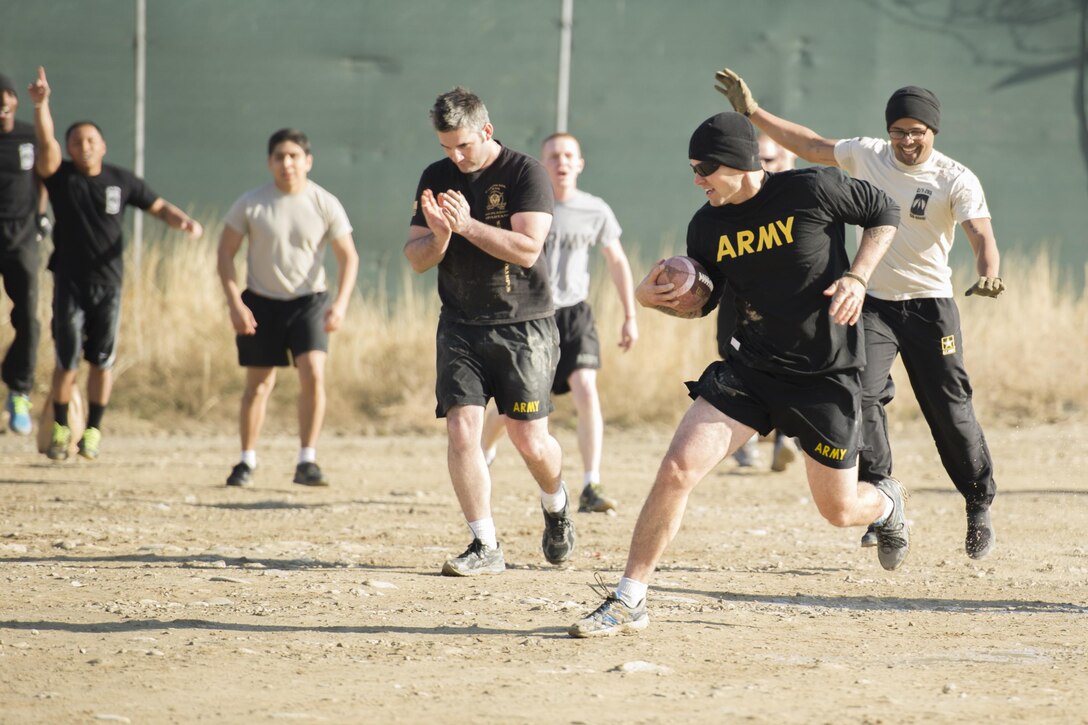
{"left": 435, "top": 316, "right": 559, "bottom": 420}
{"left": 686, "top": 357, "right": 861, "bottom": 470}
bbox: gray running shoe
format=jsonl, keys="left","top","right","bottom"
{"left": 732, "top": 438, "right": 760, "bottom": 467}
{"left": 293, "top": 462, "right": 330, "bottom": 487}
{"left": 578, "top": 483, "right": 617, "bottom": 513}
{"left": 441, "top": 538, "right": 505, "bottom": 577}
{"left": 569, "top": 574, "right": 649, "bottom": 638}
{"left": 542, "top": 485, "right": 576, "bottom": 564}
{"left": 226, "top": 462, "right": 253, "bottom": 487}
{"left": 965, "top": 505, "right": 995, "bottom": 559}
{"left": 871, "top": 477, "right": 910, "bottom": 570}
{"left": 860, "top": 524, "right": 878, "bottom": 548}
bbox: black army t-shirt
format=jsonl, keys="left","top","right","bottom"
{"left": 43, "top": 160, "right": 158, "bottom": 287}
{"left": 687, "top": 166, "right": 899, "bottom": 377}
{"left": 410, "top": 144, "right": 554, "bottom": 325}
{"left": 0, "top": 120, "right": 38, "bottom": 221}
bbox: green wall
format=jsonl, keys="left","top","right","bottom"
{"left": 3, "top": 0, "right": 1084, "bottom": 291}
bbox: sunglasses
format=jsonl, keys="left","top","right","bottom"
{"left": 690, "top": 160, "right": 720, "bottom": 177}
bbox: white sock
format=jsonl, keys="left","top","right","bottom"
{"left": 468, "top": 518, "right": 498, "bottom": 549}
{"left": 873, "top": 490, "right": 894, "bottom": 525}
{"left": 298, "top": 447, "right": 316, "bottom": 464}
{"left": 483, "top": 446, "right": 497, "bottom": 466}
{"left": 240, "top": 450, "right": 257, "bottom": 469}
{"left": 540, "top": 483, "right": 568, "bottom": 513}
{"left": 583, "top": 471, "right": 600, "bottom": 487}
{"left": 615, "top": 577, "right": 648, "bottom": 608}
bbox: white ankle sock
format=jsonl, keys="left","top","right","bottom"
{"left": 873, "top": 491, "right": 894, "bottom": 525}
{"left": 583, "top": 471, "right": 600, "bottom": 487}
{"left": 540, "top": 483, "right": 568, "bottom": 513}
{"left": 615, "top": 577, "right": 647, "bottom": 608}
{"left": 298, "top": 447, "right": 316, "bottom": 464}
{"left": 241, "top": 450, "right": 257, "bottom": 469}
{"left": 468, "top": 518, "right": 498, "bottom": 549}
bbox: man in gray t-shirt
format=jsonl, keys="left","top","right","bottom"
{"left": 482, "top": 132, "right": 639, "bottom": 514}
{"left": 217, "top": 128, "right": 358, "bottom": 489}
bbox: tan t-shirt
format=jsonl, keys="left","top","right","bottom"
{"left": 224, "top": 180, "right": 352, "bottom": 300}
{"left": 834, "top": 137, "right": 990, "bottom": 301}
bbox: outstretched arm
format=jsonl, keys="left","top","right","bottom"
{"left": 147, "top": 198, "right": 203, "bottom": 238}
{"left": 713, "top": 67, "right": 841, "bottom": 167}
{"left": 824, "top": 224, "right": 897, "bottom": 326}
{"left": 28, "top": 66, "right": 62, "bottom": 179}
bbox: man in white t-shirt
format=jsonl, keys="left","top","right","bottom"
{"left": 217, "top": 128, "right": 359, "bottom": 489}
{"left": 715, "top": 68, "right": 1002, "bottom": 560}
{"left": 480, "top": 132, "right": 639, "bottom": 514}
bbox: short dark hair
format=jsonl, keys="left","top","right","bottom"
{"left": 64, "top": 121, "right": 104, "bottom": 144}
{"left": 541, "top": 131, "right": 580, "bottom": 150}
{"left": 430, "top": 87, "right": 489, "bottom": 133}
{"left": 267, "top": 128, "right": 311, "bottom": 156}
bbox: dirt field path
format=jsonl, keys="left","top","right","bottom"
{"left": 2, "top": 418, "right": 1086, "bottom": 724}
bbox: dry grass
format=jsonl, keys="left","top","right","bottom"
{"left": 3, "top": 234, "right": 1084, "bottom": 434}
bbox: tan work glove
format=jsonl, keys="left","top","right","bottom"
{"left": 965, "top": 276, "right": 1006, "bottom": 297}
{"left": 714, "top": 68, "right": 759, "bottom": 116}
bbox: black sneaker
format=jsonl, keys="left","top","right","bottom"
{"left": 441, "top": 538, "right": 505, "bottom": 576}
{"left": 541, "top": 484, "right": 576, "bottom": 564}
{"left": 860, "top": 524, "right": 878, "bottom": 548}
{"left": 578, "top": 483, "right": 617, "bottom": 513}
{"left": 965, "top": 505, "right": 995, "bottom": 559}
{"left": 226, "top": 462, "right": 253, "bottom": 487}
{"left": 871, "top": 477, "right": 910, "bottom": 571}
{"left": 293, "top": 461, "right": 330, "bottom": 487}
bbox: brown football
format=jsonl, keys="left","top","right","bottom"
{"left": 655, "top": 255, "right": 714, "bottom": 316}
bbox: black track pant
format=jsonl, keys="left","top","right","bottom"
{"left": 858, "top": 296, "right": 995, "bottom": 509}
{"left": 0, "top": 218, "right": 41, "bottom": 394}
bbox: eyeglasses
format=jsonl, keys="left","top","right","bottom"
{"left": 691, "top": 160, "right": 720, "bottom": 176}
{"left": 888, "top": 128, "right": 928, "bottom": 141}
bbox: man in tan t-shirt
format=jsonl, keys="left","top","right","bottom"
{"left": 217, "top": 128, "right": 358, "bottom": 488}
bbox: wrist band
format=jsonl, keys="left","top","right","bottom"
{"left": 842, "top": 271, "right": 868, "bottom": 288}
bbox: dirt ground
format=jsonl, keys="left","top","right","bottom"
{"left": 1, "top": 415, "right": 1086, "bottom": 724}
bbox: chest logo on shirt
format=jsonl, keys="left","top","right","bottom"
{"left": 105, "top": 186, "right": 122, "bottom": 215}
{"left": 484, "top": 184, "right": 508, "bottom": 225}
{"left": 716, "top": 216, "right": 795, "bottom": 262}
{"left": 910, "top": 188, "right": 932, "bottom": 220}
{"left": 19, "top": 143, "right": 35, "bottom": 170}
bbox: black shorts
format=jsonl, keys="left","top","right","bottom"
{"left": 552, "top": 301, "right": 601, "bottom": 395}
{"left": 236, "top": 289, "right": 329, "bottom": 367}
{"left": 435, "top": 316, "right": 559, "bottom": 420}
{"left": 52, "top": 276, "right": 122, "bottom": 370}
{"left": 686, "top": 358, "right": 861, "bottom": 470}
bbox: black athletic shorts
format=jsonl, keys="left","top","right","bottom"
{"left": 52, "top": 276, "right": 122, "bottom": 370}
{"left": 435, "top": 316, "right": 559, "bottom": 420}
{"left": 552, "top": 301, "right": 601, "bottom": 395}
{"left": 236, "top": 289, "right": 329, "bottom": 367}
{"left": 686, "top": 357, "right": 861, "bottom": 470}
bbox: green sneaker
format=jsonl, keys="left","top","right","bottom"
{"left": 47, "top": 422, "right": 71, "bottom": 461}
{"left": 77, "top": 427, "right": 102, "bottom": 460}
{"left": 7, "top": 392, "right": 32, "bottom": 435}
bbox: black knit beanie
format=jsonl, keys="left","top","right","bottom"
{"left": 688, "top": 112, "right": 761, "bottom": 171}
{"left": 885, "top": 86, "right": 940, "bottom": 133}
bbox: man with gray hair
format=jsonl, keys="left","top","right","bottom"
{"left": 405, "top": 87, "right": 575, "bottom": 576}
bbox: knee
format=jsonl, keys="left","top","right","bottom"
{"left": 507, "top": 424, "right": 550, "bottom": 462}
{"left": 655, "top": 456, "right": 699, "bottom": 493}
{"left": 815, "top": 502, "right": 854, "bottom": 528}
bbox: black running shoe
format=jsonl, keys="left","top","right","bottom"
{"left": 542, "top": 484, "right": 576, "bottom": 564}
{"left": 226, "top": 462, "right": 253, "bottom": 487}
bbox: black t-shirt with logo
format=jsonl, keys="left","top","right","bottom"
{"left": 688, "top": 166, "right": 900, "bottom": 377}
{"left": 410, "top": 144, "right": 555, "bottom": 325}
{"left": 0, "top": 120, "right": 39, "bottom": 222}
{"left": 43, "top": 160, "right": 158, "bottom": 287}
